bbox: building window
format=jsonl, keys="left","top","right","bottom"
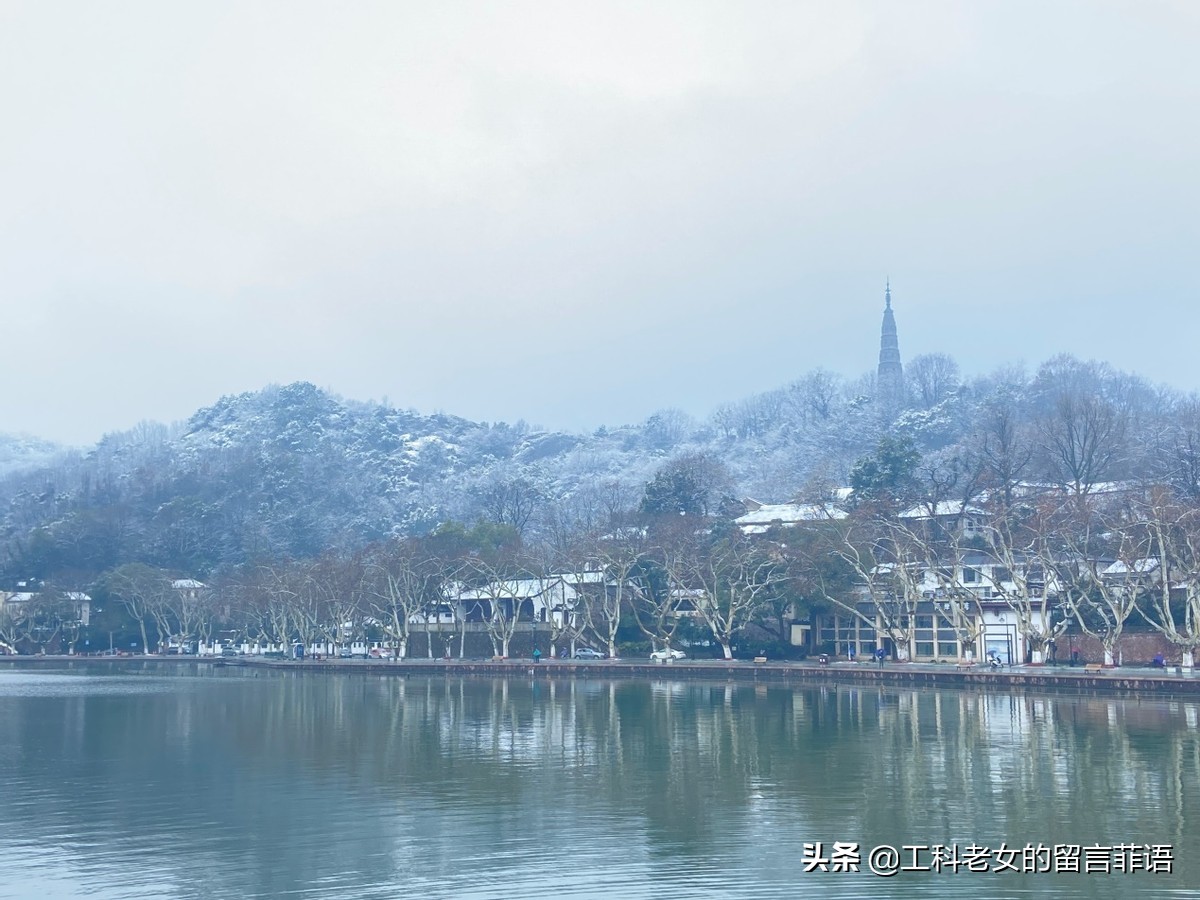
{"left": 938, "top": 641, "right": 958, "bottom": 657}
{"left": 916, "top": 642, "right": 935, "bottom": 658}
{"left": 962, "top": 567, "right": 979, "bottom": 583}
{"left": 916, "top": 616, "right": 934, "bottom": 629}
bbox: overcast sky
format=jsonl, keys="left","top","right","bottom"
{"left": 2, "top": 1, "right": 1198, "bottom": 445}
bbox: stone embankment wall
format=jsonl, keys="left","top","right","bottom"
{"left": 5, "top": 655, "right": 1200, "bottom": 697}
{"left": 230, "top": 657, "right": 1200, "bottom": 697}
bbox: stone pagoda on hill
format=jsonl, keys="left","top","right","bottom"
{"left": 877, "top": 280, "right": 905, "bottom": 413}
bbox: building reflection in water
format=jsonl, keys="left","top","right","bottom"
{"left": 0, "top": 665, "right": 1197, "bottom": 898}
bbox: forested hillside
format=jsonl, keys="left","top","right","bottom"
{"left": 0, "top": 353, "right": 1196, "bottom": 587}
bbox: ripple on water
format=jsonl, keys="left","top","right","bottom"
{"left": 0, "top": 671, "right": 1193, "bottom": 900}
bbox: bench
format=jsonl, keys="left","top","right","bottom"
{"left": 955, "top": 661, "right": 975, "bottom": 671}
{"left": 1083, "top": 663, "right": 1104, "bottom": 672}
{"left": 753, "top": 656, "right": 767, "bottom": 665}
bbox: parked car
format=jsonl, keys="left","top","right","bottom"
{"left": 574, "top": 648, "right": 605, "bottom": 660}
{"left": 338, "top": 647, "right": 353, "bottom": 659}
{"left": 650, "top": 648, "right": 686, "bottom": 661}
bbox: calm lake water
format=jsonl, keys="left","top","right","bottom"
{"left": 0, "top": 662, "right": 1196, "bottom": 899}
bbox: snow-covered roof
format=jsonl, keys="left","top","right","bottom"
{"left": 0, "top": 591, "right": 89, "bottom": 604}
{"left": 173, "top": 579, "right": 206, "bottom": 589}
{"left": 455, "top": 576, "right": 573, "bottom": 601}
{"left": 898, "top": 500, "right": 987, "bottom": 519}
{"left": 1102, "top": 558, "right": 1159, "bottom": 576}
{"left": 561, "top": 571, "right": 605, "bottom": 584}
{"left": 735, "top": 502, "right": 846, "bottom": 534}
{"left": 451, "top": 569, "right": 606, "bottom": 601}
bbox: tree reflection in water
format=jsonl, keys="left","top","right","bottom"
{"left": 0, "top": 665, "right": 1197, "bottom": 898}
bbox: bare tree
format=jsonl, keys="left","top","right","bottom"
{"left": 974, "top": 396, "right": 1035, "bottom": 511}
{"left": 976, "top": 501, "right": 1066, "bottom": 663}
{"left": 907, "top": 353, "right": 960, "bottom": 409}
{"left": 1136, "top": 490, "right": 1200, "bottom": 669}
{"left": 890, "top": 523, "right": 989, "bottom": 661}
{"left": 817, "top": 518, "right": 921, "bottom": 661}
{"left": 1161, "top": 396, "right": 1200, "bottom": 501}
{"left": 628, "top": 538, "right": 686, "bottom": 655}
{"left": 911, "top": 447, "right": 983, "bottom": 524}
{"left": 643, "top": 408, "right": 695, "bottom": 448}
{"left": 0, "top": 595, "right": 35, "bottom": 654}
{"left": 787, "top": 368, "right": 842, "bottom": 423}
{"left": 1038, "top": 391, "right": 1126, "bottom": 499}
{"left": 1048, "top": 497, "right": 1144, "bottom": 667}
{"left": 454, "top": 558, "right": 527, "bottom": 658}
{"left": 308, "top": 553, "right": 369, "bottom": 652}
{"left": 362, "top": 541, "right": 439, "bottom": 660}
{"left": 671, "top": 532, "right": 782, "bottom": 660}
{"left": 585, "top": 532, "right": 650, "bottom": 658}
{"left": 101, "top": 563, "right": 173, "bottom": 655}
{"left": 477, "top": 473, "right": 544, "bottom": 536}
{"left": 255, "top": 560, "right": 326, "bottom": 655}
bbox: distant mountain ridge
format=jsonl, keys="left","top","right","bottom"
{"left": 0, "top": 351, "right": 1190, "bottom": 584}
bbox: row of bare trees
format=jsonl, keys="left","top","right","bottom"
{"left": 804, "top": 483, "right": 1200, "bottom": 667}
{"left": 0, "top": 587, "right": 86, "bottom": 655}
{"left": 72, "top": 518, "right": 806, "bottom": 662}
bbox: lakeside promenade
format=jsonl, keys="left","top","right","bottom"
{"left": 5, "top": 653, "right": 1200, "bottom": 696}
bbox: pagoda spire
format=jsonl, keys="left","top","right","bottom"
{"left": 877, "top": 281, "right": 904, "bottom": 411}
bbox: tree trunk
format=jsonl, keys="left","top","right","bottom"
{"left": 720, "top": 641, "right": 733, "bottom": 660}
{"left": 1183, "top": 649, "right": 1195, "bottom": 671}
